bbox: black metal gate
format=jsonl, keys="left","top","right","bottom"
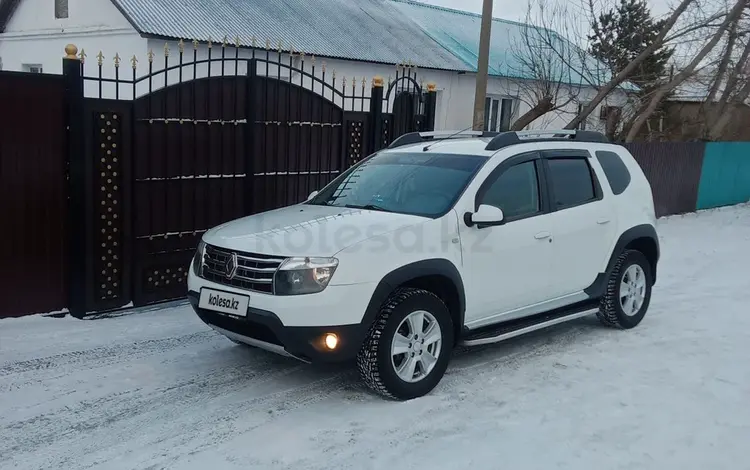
{"left": 64, "top": 40, "right": 437, "bottom": 315}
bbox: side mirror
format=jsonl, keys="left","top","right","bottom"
{"left": 307, "top": 190, "right": 319, "bottom": 201}
{"left": 466, "top": 204, "right": 504, "bottom": 227}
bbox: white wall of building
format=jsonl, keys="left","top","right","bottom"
{"left": 0, "top": 0, "right": 143, "bottom": 74}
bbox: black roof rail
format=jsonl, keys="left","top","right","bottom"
{"left": 388, "top": 130, "right": 500, "bottom": 149}
{"left": 484, "top": 130, "right": 609, "bottom": 151}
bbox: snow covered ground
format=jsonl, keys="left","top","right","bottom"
{"left": 2, "top": 204, "right": 749, "bottom": 470}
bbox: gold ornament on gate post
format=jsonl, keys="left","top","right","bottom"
{"left": 78, "top": 48, "right": 87, "bottom": 64}
{"left": 222, "top": 36, "right": 228, "bottom": 48}
{"left": 113, "top": 53, "right": 121, "bottom": 68}
{"left": 322, "top": 61, "right": 327, "bottom": 73}
{"left": 164, "top": 42, "right": 170, "bottom": 58}
{"left": 251, "top": 36, "right": 257, "bottom": 48}
{"left": 178, "top": 39, "right": 185, "bottom": 54}
{"left": 64, "top": 44, "right": 78, "bottom": 59}
{"left": 427, "top": 82, "right": 437, "bottom": 92}
{"left": 234, "top": 36, "right": 241, "bottom": 47}
{"left": 265, "top": 39, "right": 270, "bottom": 50}
{"left": 193, "top": 39, "right": 199, "bottom": 50}
{"left": 373, "top": 76, "right": 384, "bottom": 88}
{"left": 96, "top": 51, "right": 104, "bottom": 66}
{"left": 351, "top": 76, "right": 356, "bottom": 91}
{"left": 147, "top": 49, "right": 155, "bottom": 63}
{"left": 207, "top": 36, "right": 213, "bottom": 49}
{"left": 277, "top": 41, "right": 283, "bottom": 53}
{"left": 131, "top": 55, "right": 138, "bottom": 70}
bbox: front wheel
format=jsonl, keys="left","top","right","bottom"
{"left": 597, "top": 249, "right": 653, "bottom": 329}
{"left": 357, "top": 288, "right": 454, "bottom": 400}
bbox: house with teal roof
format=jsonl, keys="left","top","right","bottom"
{"left": 0, "top": 0, "right": 634, "bottom": 131}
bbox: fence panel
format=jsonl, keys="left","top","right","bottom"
{"left": 624, "top": 142, "right": 706, "bottom": 217}
{"left": 696, "top": 142, "right": 750, "bottom": 210}
{"left": 0, "top": 72, "right": 68, "bottom": 318}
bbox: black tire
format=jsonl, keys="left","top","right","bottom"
{"left": 597, "top": 249, "right": 653, "bottom": 329}
{"left": 357, "top": 287, "right": 454, "bottom": 400}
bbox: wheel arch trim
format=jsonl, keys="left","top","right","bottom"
{"left": 361, "top": 258, "right": 466, "bottom": 333}
{"left": 585, "top": 224, "right": 660, "bottom": 298}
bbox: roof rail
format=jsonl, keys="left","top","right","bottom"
{"left": 484, "top": 130, "right": 609, "bottom": 151}
{"left": 388, "top": 130, "right": 499, "bottom": 149}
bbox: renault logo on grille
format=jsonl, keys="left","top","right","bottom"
{"left": 224, "top": 253, "right": 238, "bottom": 280}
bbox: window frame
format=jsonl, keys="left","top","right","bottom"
{"left": 540, "top": 150, "right": 604, "bottom": 212}
{"left": 483, "top": 96, "right": 516, "bottom": 133}
{"left": 473, "top": 151, "right": 551, "bottom": 225}
{"left": 22, "top": 64, "right": 43, "bottom": 74}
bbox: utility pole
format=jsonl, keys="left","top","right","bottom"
{"left": 472, "top": 0, "right": 494, "bottom": 130}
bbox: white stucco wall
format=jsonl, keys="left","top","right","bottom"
{"left": 440, "top": 73, "right": 630, "bottom": 132}
{"left": 0, "top": 0, "right": 143, "bottom": 74}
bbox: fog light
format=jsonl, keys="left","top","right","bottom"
{"left": 324, "top": 333, "right": 338, "bottom": 350}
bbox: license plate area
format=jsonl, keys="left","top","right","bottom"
{"left": 198, "top": 288, "right": 249, "bottom": 317}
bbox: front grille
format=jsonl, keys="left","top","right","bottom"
{"left": 201, "top": 244, "right": 285, "bottom": 294}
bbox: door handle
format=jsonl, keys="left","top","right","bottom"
{"left": 534, "top": 231, "right": 551, "bottom": 240}
{"left": 597, "top": 218, "right": 610, "bottom": 225}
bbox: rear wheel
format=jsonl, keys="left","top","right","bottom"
{"left": 597, "top": 250, "right": 653, "bottom": 329}
{"left": 357, "top": 288, "right": 454, "bottom": 400}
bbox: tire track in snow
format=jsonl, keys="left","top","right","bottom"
{"left": 0, "top": 331, "right": 216, "bottom": 378}
{"left": 1, "top": 336, "right": 356, "bottom": 470}
{"left": 1, "top": 349, "right": 294, "bottom": 458}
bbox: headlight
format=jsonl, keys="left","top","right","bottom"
{"left": 192, "top": 240, "right": 206, "bottom": 277}
{"left": 274, "top": 257, "right": 338, "bottom": 295}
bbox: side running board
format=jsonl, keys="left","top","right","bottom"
{"left": 460, "top": 302, "right": 599, "bottom": 347}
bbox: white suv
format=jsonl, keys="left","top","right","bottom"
{"left": 187, "top": 129, "right": 660, "bottom": 400}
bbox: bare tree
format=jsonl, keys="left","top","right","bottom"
{"left": 625, "top": 0, "right": 748, "bottom": 141}
{"left": 503, "top": 1, "right": 583, "bottom": 130}
{"left": 558, "top": 0, "right": 697, "bottom": 129}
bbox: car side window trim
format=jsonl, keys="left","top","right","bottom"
{"left": 473, "top": 151, "right": 550, "bottom": 224}
{"left": 541, "top": 150, "right": 603, "bottom": 212}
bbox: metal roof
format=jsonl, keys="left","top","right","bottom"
{"left": 391, "top": 0, "right": 637, "bottom": 89}
{"left": 111, "top": 0, "right": 469, "bottom": 71}
{"left": 106, "top": 0, "right": 632, "bottom": 88}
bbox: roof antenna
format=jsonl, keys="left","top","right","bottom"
{"left": 422, "top": 126, "right": 475, "bottom": 152}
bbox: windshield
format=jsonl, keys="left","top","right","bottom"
{"left": 308, "top": 152, "right": 489, "bottom": 217}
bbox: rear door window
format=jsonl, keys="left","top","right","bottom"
{"left": 546, "top": 157, "right": 598, "bottom": 209}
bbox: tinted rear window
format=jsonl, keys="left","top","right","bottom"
{"left": 547, "top": 158, "right": 597, "bottom": 208}
{"left": 595, "top": 150, "right": 631, "bottom": 195}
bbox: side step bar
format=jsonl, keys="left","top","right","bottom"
{"left": 460, "top": 305, "right": 599, "bottom": 347}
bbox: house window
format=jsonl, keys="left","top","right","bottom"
{"left": 23, "top": 64, "right": 43, "bottom": 74}
{"left": 600, "top": 105, "right": 621, "bottom": 121}
{"left": 55, "top": 0, "right": 69, "bottom": 19}
{"left": 576, "top": 102, "right": 592, "bottom": 130}
{"left": 484, "top": 97, "right": 514, "bottom": 132}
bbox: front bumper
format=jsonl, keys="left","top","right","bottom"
{"left": 188, "top": 291, "right": 370, "bottom": 363}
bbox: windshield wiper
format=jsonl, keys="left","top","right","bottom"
{"left": 344, "top": 203, "right": 392, "bottom": 213}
